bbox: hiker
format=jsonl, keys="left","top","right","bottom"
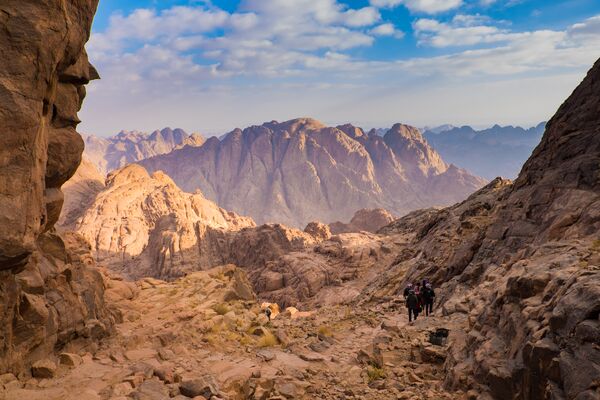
{"left": 413, "top": 284, "right": 422, "bottom": 318}
{"left": 406, "top": 289, "right": 419, "bottom": 323}
{"left": 423, "top": 283, "right": 436, "bottom": 316}
{"left": 403, "top": 283, "right": 413, "bottom": 299}
{"left": 421, "top": 279, "right": 429, "bottom": 293}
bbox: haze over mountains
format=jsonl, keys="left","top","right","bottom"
{"left": 423, "top": 123, "right": 546, "bottom": 179}
{"left": 136, "top": 118, "right": 485, "bottom": 227}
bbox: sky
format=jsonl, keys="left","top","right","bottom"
{"left": 80, "top": 0, "right": 600, "bottom": 136}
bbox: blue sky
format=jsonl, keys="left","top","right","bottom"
{"left": 80, "top": 0, "right": 600, "bottom": 136}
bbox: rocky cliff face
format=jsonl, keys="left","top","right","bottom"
{"left": 0, "top": 0, "right": 117, "bottom": 375}
{"left": 75, "top": 164, "right": 256, "bottom": 279}
{"left": 84, "top": 128, "right": 205, "bottom": 174}
{"left": 364, "top": 60, "right": 600, "bottom": 399}
{"left": 57, "top": 156, "right": 105, "bottom": 230}
{"left": 139, "top": 118, "right": 486, "bottom": 228}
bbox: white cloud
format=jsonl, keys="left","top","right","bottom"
{"left": 370, "top": 23, "right": 405, "bottom": 38}
{"left": 343, "top": 7, "right": 381, "bottom": 27}
{"left": 370, "top": 0, "right": 463, "bottom": 14}
{"left": 413, "top": 15, "right": 523, "bottom": 47}
{"left": 82, "top": 3, "right": 600, "bottom": 137}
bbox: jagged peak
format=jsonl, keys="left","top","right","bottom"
{"left": 264, "top": 117, "right": 326, "bottom": 135}
{"left": 336, "top": 123, "right": 365, "bottom": 139}
{"left": 386, "top": 123, "right": 425, "bottom": 142}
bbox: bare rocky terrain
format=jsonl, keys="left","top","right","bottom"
{"left": 139, "top": 119, "right": 486, "bottom": 228}
{"left": 0, "top": 2, "right": 599, "bottom": 400}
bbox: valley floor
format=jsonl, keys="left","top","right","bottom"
{"left": 1, "top": 266, "right": 468, "bottom": 400}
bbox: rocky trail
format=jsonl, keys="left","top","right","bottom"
{"left": 1, "top": 264, "right": 464, "bottom": 400}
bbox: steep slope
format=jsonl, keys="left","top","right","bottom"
{"left": 57, "top": 156, "right": 105, "bottom": 230}
{"left": 0, "top": 0, "right": 116, "bottom": 375}
{"left": 75, "top": 164, "right": 256, "bottom": 279}
{"left": 84, "top": 127, "right": 205, "bottom": 174}
{"left": 424, "top": 123, "right": 546, "bottom": 179}
{"left": 139, "top": 118, "right": 485, "bottom": 227}
{"left": 364, "top": 60, "right": 600, "bottom": 399}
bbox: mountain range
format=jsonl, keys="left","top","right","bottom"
{"left": 422, "top": 123, "right": 546, "bottom": 179}
{"left": 136, "top": 118, "right": 486, "bottom": 227}
{"left": 83, "top": 127, "right": 205, "bottom": 174}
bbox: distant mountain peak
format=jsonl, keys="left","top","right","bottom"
{"left": 139, "top": 118, "right": 485, "bottom": 228}
{"left": 84, "top": 127, "right": 206, "bottom": 174}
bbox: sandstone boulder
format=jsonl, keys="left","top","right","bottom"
{"left": 31, "top": 359, "right": 56, "bottom": 379}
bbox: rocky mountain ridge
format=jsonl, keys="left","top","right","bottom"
{"left": 139, "top": 118, "right": 486, "bottom": 227}
{"left": 423, "top": 123, "right": 546, "bottom": 179}
{"left": 75, "top": 164, "right": 256, "bottom": 279}
{"left": 83, "top": 127, "right": 205, "bottom": 174}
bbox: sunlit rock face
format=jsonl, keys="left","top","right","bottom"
{"left": 0, "top": 0, "right": 116, "bottom": 375}
{"left": 140, "top": 118, "right": 486, "bottom": 228}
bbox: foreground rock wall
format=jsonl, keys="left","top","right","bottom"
{"left": 365, "top": 60, "right": 600, "bottom": 399}
{"left": 0, "top": 0, "right": 115, "bottom": 375}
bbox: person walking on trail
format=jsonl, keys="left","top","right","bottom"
{"left": 413, "top": 284, "right": 423, "bottom": 318}
{"left": 423, "top": 283, "right": 436, "bottom": 316}
{"left": 403, "top": 283, "right": 413, "bottom": 300}
{"left": 406, "top": 289, "right": 419, "bottom": 323}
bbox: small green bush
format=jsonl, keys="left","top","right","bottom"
{"left": 366, "top": 365, "right": 386, "bottom": 382}
{"left": 213, "top": 303, "right": 230, "bottom": 316}
{"left": 256, "top": 331, "right": 278, "bottom": 347}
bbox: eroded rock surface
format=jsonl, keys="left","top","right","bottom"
{"left": 75, "top": 164, "right": 255, "bottom": 279}
{"left": 0, "top": 0, "right": 116, "bottom": 376}
{"left": 57, "top": 156, "right": 105, "bottom": 230}
{"left": 139, "top": 118, "right": 486, "bottom": 227}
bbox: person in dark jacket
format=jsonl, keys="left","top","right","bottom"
{"left": 406, "top": 289, "right": 419, "bottom": 323}
{"left": 423, "top": 283, "right": 435, "bottom": 316}
{"left": 403, "top": 283, "right": 413, "bottom": 300}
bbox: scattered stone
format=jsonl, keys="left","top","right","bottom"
{"left": 112, "top": 382, "right": 134, "bottom": 396}
{"left": 154, "top": 366, "right": 174, "bottom": 383}
{"left": 59, "top": 352, "right": 83, "bottom": 368}
{"left": 179, "top": 376, "right": 219, "bottom": 398}
{"left": 31, "top": 359, "right": 57, "bottom": 378}
{"left": 298, "top": 352, "right": 325, "bottom": 362}
{"left": 420, "top": 345, "right": 447, "bottom": 364}
{"left": 158, "top": 348, "right": 175, "bottom": 361}
{"left": 130, "top": 362, "right": 155, "bottom": 379}
{"left": 257, "top": 349, "right": 275, "bottom": 362}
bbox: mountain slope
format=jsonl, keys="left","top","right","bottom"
{"left": 365, "top": 60, "right": 600, "bottom": 399}
{"left": 423, "top": 123, "right": 545, "bottom": 179}
{"left": 139, "top": 118, "right": 485, "bottom": 227}
{"left": 76, "top": 164, "right": 256, "bottom": 279}
{"left": 84, "top": 127, "right": 205, "bottom": 174}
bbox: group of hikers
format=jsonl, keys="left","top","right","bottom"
{"left": 402, "top": 279, "right": 436, "bottom": 323}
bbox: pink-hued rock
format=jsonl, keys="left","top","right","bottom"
{"left": 139, "top": 118, "right": 485, "bottom": 228}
